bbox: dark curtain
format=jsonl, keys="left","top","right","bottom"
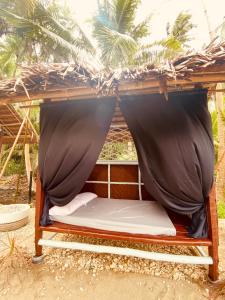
{"left": 39, "top": 98, "right": 115, "bottom": 226}
{"left": 120, "top": 90, "right": 214, "bottom": 238}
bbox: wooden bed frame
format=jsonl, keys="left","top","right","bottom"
{"left": 34, "top": 161, "right": 219, "bottom": 282}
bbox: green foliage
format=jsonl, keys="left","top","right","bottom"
{"left": 0, "top": 35, "right": 21, "bottom": 78}
{"left": 0, "top": 0, "right": 95, "bottom": 76}
{"left": 210, "top": 95, "right": 225, "bottom": 164}
{"left": 0, "top": 1, "right": 196, "bottom": 72}
{"left": 136, "top": 12, "right": 194, "bottom": 65}
{"left": 0, "top": 144, "right": 26, "bottom": 176}
{"left": 167, "top": 12, "right": 195, "bottom": 45}
{"left": 93, "top": 0, "right": 151, "bottom": 67}
{"left": 2, "top": 159, "right": 25, "bottom": 176}
{"left": 218, "top": 200, "right": 225, "bottom": 219}
{"left": 159, "top": 12, "right": 195, "bottom": 60}
{"left": 99, "top": 142, "right": 137, "bottom": 161}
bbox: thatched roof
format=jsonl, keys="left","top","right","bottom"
{"left": 0, "top": 39, "right": 225, "bottom": 104}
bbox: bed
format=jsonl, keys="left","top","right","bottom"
{"left": 34, "top": 161, "right": 219, "bottom": 282}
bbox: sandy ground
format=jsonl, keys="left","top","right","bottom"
{"left": 0, "top": 209, "right": 225, "bottom": 300}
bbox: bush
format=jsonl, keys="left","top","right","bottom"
{"left": 218, "top": 201, "right": 225, "bottom": 219}
{"left": 2, "top": 159, "right": 25, "bottom": 176}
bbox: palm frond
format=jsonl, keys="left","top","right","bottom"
{"left": 170, "top": 12, "right": 195, "bottom": 44}
{"left": 0, "top": 8, "right": 89, "bottom": 61}
{"left": 34, "top": 2, "right": 95, "bottom": 54}
{"left": 93, "top": 0, "right": 149, "bottom": 67}
{"left": 0, "top": 35, "right": 25, "bottom": 77}
{"left": 114, "top": 0, "right": 140, "bottom": 33}
{"left": 131, "top": 14, "right": 151, "bottom": 40}
{"left": 93, "top": 19, "right": 137, "bottom": 67}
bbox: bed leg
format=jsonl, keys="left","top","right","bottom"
{"left": 35, "top": 229, "right": 43, "bottom": 256}
{"left": 32, "top": 229, "right": 44, "bottom": 264}
{"left": 208, "top": 244, "right": 219, "bottom": 282}
{"left": 33, "top": 175, "right": 45, "bottom": 264}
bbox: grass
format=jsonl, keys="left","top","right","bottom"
{"left": 0, "top": 234, "right": 32, "bottom": 292}
{"left": 218, "top": 201, "right": 225, "bottom": 219}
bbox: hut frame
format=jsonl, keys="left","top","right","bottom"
{"left": 1, "top": 41, "right": 225, "bottom": 282}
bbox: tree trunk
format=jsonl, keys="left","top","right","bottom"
{"left": 215, "top": 83, "right": 225, "bottom": 201}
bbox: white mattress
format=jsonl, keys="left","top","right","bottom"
{"left": 50, "top": 198, "right": 176, "bottom": 236}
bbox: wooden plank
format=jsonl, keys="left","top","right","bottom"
{"left": 40, "top": 222, "right": 212, "bottom": 246}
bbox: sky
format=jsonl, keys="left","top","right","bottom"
{"left": 64, "top": 0, "right": 225, "bottom": 50}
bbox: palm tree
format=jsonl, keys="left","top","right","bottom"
{"left": 92, "top": 0, "right": 151, "bottom": 68}
{"left": 135, "top": 12, "right": 194, "bottom": 65}
{"left": 0, "top": 0, "right": 95, "bottom": 76}
{"left": 0, "top": 35, "right": 23, "bottom": 78}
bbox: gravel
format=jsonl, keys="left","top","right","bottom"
{"left": 43, "top": 233, "right": 208, "bottom": 283}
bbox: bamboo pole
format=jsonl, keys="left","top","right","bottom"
{"left": 0, "top": 109, "right": 29, "bottom": 179}
{"left": 26, "top": 115, "right": 39, "bottom": 141}
{"left": 0, "top": 135, "right": 3, "bottom": 160}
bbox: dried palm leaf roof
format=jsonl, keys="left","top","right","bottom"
{"left": 0, "top": 39, "right": 225, "bottom": 104}
{"left": 117, "top": 39, "right": 225, "bottom": 82}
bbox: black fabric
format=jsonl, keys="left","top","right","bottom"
{"left": 120, "top": 90, "right": 214, "bottom": 238}
{"left": 39, "top": 98, "right": 115, "bottom": 226}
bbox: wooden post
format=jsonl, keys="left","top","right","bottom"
{"left": 34, "top": 175, "right": 44, "bottom": 257}
{"left": 24, "top": 144, "right": 36, "bottom": 192}
{"left": 207, "top": 184, "right": 219, "bottom": 282}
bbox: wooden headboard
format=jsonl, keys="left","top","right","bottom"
{"left": 81, "top": 161, "right": 153, "bottom": 200}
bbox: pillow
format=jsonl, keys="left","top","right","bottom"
{"left": 49, "top": 192, "right": 97, "bottom": 216}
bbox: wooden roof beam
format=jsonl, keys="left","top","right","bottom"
{"left": 0, "top": 71, "right": 225, "bottom": 104}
